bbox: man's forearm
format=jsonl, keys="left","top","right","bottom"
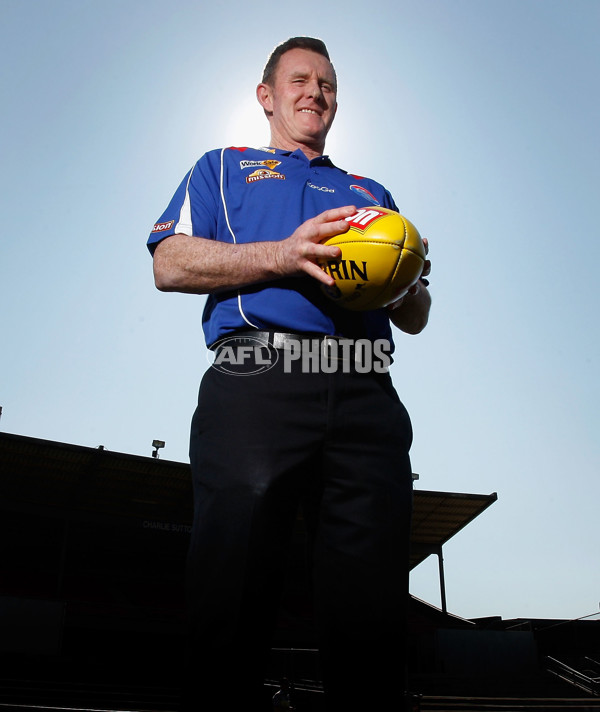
{"left": 152, "top": 234, "right": 286, "bottom": 294}
{"left": 151, "top": 207, "right": 355, "bottom": 295}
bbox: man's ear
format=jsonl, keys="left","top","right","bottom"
{"left": 256, "top": 83, "right": 273, "bottom": 114}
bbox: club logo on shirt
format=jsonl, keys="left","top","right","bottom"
{"left": 246, "top": 168, "right": 285, "bottom": 183}
{"left": 349, "top": 185, "right": 380, "bottom": 206}
{"left": 152, "top": 219, "right": 174, "bottom": 233}
{"left": 240, "top": 159, "right": 281, "bottom": 170}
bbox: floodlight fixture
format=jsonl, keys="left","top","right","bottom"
{"left": 152, "top": 439, "right": 165, "bottom": 458}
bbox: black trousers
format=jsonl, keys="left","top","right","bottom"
{"left": 181, "top": 354, "right": 414, "bottom": 710}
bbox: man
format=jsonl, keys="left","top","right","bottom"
{"left": 148, "top": 37, "right": 431, "bottom": 711}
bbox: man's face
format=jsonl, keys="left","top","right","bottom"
{"left": 258, "top": 48, "right": 338, "bottom": 155}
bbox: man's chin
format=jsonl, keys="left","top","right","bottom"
{"left": 296, "top": 126, "right": 329, "bottom": 146}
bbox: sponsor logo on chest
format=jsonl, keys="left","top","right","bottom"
{"left": 307, "top": 181, "right": 335, "bottom": 193}
{"left": 246, "top": 168, "right": 286, "bottom": 183}
{"left": 240, "top": 159, "right": 281, "bottom": 170}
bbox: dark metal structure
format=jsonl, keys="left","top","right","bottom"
{"left": 2, "top": 431, "right": 600, "bottom": 709}
{"left": 0, "top": 430, "right": 497, "bottom": 705}
{"left": 0, "top": 431, "right": 496, "bottom": 608}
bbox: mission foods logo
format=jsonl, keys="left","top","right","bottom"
{"left": 246, "top": 168, "right": 285, "bottom": 183}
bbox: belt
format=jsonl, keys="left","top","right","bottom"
{"left": 214, "top": 329, "right": 358, "bottom": 351}
{"left": 211, "top": 330, "right": 392, "bottom": 370}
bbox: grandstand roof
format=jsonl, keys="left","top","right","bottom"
{"left": 0, "top": 431, "right": 496, "bottom": 571}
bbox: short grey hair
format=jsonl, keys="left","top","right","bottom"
{"left": 261, "top": 37, "right": 336, "bottom": 87}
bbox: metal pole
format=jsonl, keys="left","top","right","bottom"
{"left": 437, "top": 546, "right": 447, "bottom": 614}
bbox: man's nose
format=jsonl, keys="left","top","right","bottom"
{"left": 306, "top": 80, "right": 322, "bottom": 99}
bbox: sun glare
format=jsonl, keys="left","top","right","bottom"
{"left": 224, "top": 93, "right": 270, "bottom": 149}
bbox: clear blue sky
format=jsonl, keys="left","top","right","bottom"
{"left": 1, "top": 0, "right": 598, "bottom": 622}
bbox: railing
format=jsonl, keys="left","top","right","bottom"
{"left": 546, "top": 656, "right": 600, "bottom": 696}
{"left": 420, "top": 696, "right": 600, "bottom": 711}
{"left": 0, "top": 676, "right": 180, "bottom": 710}
{"left": 584, "top": 657, "right": 600, "bottom": 677}
{"left": 266, "top": 649, "right": 600, "bottom": 711}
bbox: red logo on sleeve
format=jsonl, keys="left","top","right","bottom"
{"left": 152, "top": 219, "right": 175, "bottom": 233}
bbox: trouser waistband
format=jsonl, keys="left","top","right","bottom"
{"left": 216, "top": 330, "right": 355, "bottom": 350}
{"left": 210, "top": 330, "right": 392, "bottom": 372}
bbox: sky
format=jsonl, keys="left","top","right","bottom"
{"left": 1, "top": 0, "right": 598, "bottom": 623}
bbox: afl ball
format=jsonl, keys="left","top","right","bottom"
{"left": 319, "top": 207, "right": 426, "bottom": 311}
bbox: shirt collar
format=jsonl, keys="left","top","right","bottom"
{"left": 258, "top": 146, "right": 336, "bottom": 168}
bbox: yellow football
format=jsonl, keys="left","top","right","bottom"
{"left": 318, "top": 207, "right": 426, "bottom": 311}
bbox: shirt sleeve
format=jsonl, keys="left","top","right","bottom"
{"left": 146, "top": 152, "right": 221, "bottom": 255}
{"left": 382, "top": 188, "right": 399, "bottom": 212}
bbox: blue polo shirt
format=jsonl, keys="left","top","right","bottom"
{"left": 148, "top": 147, "right": 399, "bottom": 348}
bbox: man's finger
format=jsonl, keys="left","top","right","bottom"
{"left": 304, "top": 259, "right": 336, "bottom": 285}
{"left": 314, "top": 205, "right": 356, "bottom": 224}
{"left": 317, "top": 218, "right": 352, "bottom": 242}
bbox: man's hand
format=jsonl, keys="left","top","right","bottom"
{"left": 387, "top": 237, "right": 432, "bottom": 334}
{"left": 273, "top": 205, "right": 356, "bottom": 285}
{"left": 389, "top": 237, "right": 430, "bottom": 305}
